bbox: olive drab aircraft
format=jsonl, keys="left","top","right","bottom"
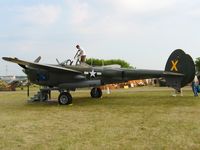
{"left": 2, "top": 49, "right": 195, "bottom": 105}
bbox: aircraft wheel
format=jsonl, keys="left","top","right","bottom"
{"left": 58, "top": 92, "right": 72, "bottom": 105}
{"left": 90, "top": 88, "right": 102, "bottom": 98}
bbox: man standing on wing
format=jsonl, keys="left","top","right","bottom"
{"left": 74, "top": 45, "right": 86, "bottom": 65}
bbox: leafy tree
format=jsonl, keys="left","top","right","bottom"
{"left": 195, "top": 57, "right": 200, "bottom": 72}
{"left": 86, "top": 58, "right": 132, "bottom": 68}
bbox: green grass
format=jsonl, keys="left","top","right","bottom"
{"left": 0, "top": 87, "right": 200, "bottom": 150}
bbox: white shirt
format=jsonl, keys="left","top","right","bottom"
{"left": 77, "top": 47, "right": 86, "bottom": 56}
{"left": 194, "top": 76, "right": 199, "bottom": 86}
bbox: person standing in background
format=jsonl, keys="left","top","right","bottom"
{"left": 192, "top": 76, "right": 199, "bottom": 97}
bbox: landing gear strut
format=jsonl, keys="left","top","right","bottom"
{"left": 30, "top": 87, "right": 102, "bottom": 105}
{"left": 29, "top": 87, "right": 73, "bottom": 105}
{"left": 90, "top": 87, "right": 102, "bottom": 98}
{"left": 40, "top": 92, "right": 48, "bottom": 101}
{"left": 29, "top": 88, "right": 50, "bottom": 102}
{"left": 58, "top": 92, "right": 72, "bottom": 105}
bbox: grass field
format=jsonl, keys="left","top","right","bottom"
{"left": 0, "top": 87, "right": 200, "bottom": 150}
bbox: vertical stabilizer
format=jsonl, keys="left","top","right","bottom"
{"left": 165, "top": 49, "right": 195, "bottom": 90}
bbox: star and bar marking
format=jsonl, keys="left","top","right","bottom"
{"left": 84, "top": 70, "right": 102, "bottom": 78}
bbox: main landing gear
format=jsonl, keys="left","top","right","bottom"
{"left": 58, "top": 92, "right": 72, "bottom": 105}
{"left": 90, "top": 87, "right": 102, "bottom": 98}
{"left": 30, "top": 87, "right": 103, "bottom": 105}
{"left": 58, "top": 88, "right": 102, "bottom": 105}
{"left": 30, "top": 88, "right": 50, "bottom": 102}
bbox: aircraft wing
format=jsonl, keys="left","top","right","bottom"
{"left": 2, "top": 57, "right": 82, "bottom": 74}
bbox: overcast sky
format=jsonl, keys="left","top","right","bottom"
{"left": 0, "top": 0, "right": 200, "bottom": 75}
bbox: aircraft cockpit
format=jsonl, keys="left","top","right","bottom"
{"left": 56, "top": 52, "right": 87, "bottom": 67}
{"left": 56, "top": 58, "right": 87, "bottom": 67}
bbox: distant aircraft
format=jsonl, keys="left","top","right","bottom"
{"left": 0, "top": 75, "right": 27, "bottom": 90}
{"left": 2, "top": 49, "right": 195, "bottom": 105}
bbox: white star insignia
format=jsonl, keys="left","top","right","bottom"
{"left": 90, "top": 70, "right": 96, "bottom": 77}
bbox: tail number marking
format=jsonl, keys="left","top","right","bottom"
{"left": 170, "top": 60, "right": 178, "bottom": 72}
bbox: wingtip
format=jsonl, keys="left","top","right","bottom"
{"left": 2, "top": 57, "right": 9, "bottom": 61}
{"left": 2, "top": 57, "right": 18, "bottom": 61}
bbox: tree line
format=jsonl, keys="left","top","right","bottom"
{"left": 86, "top": 58, "right": 132, "bottom": 68}
{"left": 195, "top": 58, "right": 200, "bottom": 73}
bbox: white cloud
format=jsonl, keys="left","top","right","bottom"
{"left": 65, "top": 0, "right": 91, "bottom": 25}
{"left": 106, "top": 0, "right": 175, "bottom": 14}
{"left": 71, "top": 2, "right": 90, "bottom": 24}
{"left": 62, "top": 0, "right": 177, "bottom": 36}
{"left": 81, "top": 15, "right": 138, "bottom": 36}
{"left": 19, "top": 4, "right": 61, "bottom": 25}
{"left": 188, "top": 9, "right": 200, "bottom": 17}
{"left": 63, "top": 1, "right": 130, "bottom": 34}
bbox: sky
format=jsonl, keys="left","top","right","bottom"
{"left": 0, "top": 0, "right": 200, "bottom": 75}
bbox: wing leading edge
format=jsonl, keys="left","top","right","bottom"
{"left": 2, "top": 57, "right": 82, "bottom": 74}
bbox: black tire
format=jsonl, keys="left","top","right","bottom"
{"left": 58, "top": 92, "right": 72, "bottom": 105}
{"left": 90, "top": 88, "right": 102, "bottom": 98}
